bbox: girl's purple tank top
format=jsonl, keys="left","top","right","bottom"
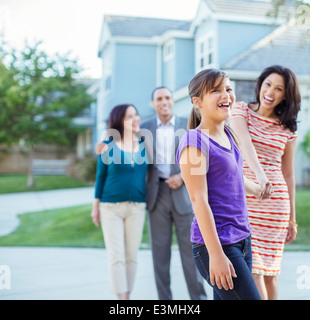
{"left": 177, "top": 127, "right": 251, "bottom": 246}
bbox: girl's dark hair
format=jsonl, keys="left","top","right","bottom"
{"left": 252, "top": 65, "right": 301, "bottom": 132}
{"left": 188, "top": 69, "right": 229, "bottom": 130}
{"left": 108, "top": 104, "right": 138, "bottom": 140}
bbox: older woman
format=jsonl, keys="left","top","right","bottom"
{"left": 230, "top": 65, "right": 301, "bottom": 300}
{"left": 91, "top": 104, "right": 148, "bottom": 300}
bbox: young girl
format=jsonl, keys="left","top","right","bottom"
{"left": 177, "top": 69, "right": 263, "bottom": 300}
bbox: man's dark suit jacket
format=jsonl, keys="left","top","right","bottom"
{"left": 140, "top": 116, "right": 192, "bottom": 214}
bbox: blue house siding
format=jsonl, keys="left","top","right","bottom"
{"left": 162, "top": 39, "right": 195, "bottom": 92}
{"left": 113, "top": 43, "right": 158, "bottom": 118}
{"left": 162, "top": 52, "right": 176, "bottom": 91}
{"left": 175, "top": 39, "right": 195, "bottom": 90}
{"left": 195, "top": 19, "right": 217, "bottom": 40}
{"left": 174, "top": 95, "right": 192, "bottom": 118}
{"left": 218, "top": 21, "right": 277, "bottom": 66}
{"left": 97, "top": 43, "right": 115, "bottom": 129}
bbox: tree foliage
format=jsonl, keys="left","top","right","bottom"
{"left": 0, "top": 41, "right": 94, "bottom": 187}
{"left": 269, "top": 0, "right": 310, "bottom": 31}
{"left": 301, "top": 130, "right": 310, "bottom": 158}
{"left": 0, "top": 41, "right": 93, "bottom": 147}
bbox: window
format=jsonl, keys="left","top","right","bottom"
{"left": 104, "top": 74, "right": 112, "bottom": 91}
{"left": 163, "top": 40, "right": 175, "bottom": 61}
{"left": 102, "top": 45, "right": 113, "bottom": 94}
{"left": 197, "top": 33, "right": 215, "bottom": 71}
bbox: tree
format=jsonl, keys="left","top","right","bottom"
{"left": 0, "top": 41, "right": 94, "bottom": 187}
{"left": 0, "top": 59, "right": 22, "bottom": 145}
{"left": 301, "top": 130, "right": 310, "bottom": 158}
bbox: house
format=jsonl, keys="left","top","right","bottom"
{"left": 96, "top": 0, "right": 310, "bottom": 186}
{"left": 74, "top": 78, "right": 99, "bottom": 158}
{"left": 97, "top": 14, "right": 193, "bottom": 136}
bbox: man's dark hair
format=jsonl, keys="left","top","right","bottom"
{"left": 151, "top": 86, "right": 172, "bottom": 101}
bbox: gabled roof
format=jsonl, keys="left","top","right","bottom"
{"left": 203, "top": 0, "right": 294, "bottom": 18}
{"left": 222, "top": 19, "right": 310, "bottom": 75}
{"left": 104, "top": 15, "right": 191, "bottom": 38}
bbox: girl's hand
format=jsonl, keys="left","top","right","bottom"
{"left": 209, "top": 252, "right": 237, "bottom": 290}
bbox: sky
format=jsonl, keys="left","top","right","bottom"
{"left": 0, "top": 0, "right": 200, "bottom": 78}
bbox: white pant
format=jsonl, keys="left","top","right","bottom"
{"left": 99, "top": 201, "right": 146, "bottom": 294}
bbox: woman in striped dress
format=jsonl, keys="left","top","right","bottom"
{"left": 230, "top": 65, "right": 301, "bottom": 300}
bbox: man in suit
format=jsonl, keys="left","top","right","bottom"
{"left": 95, "top": 87, "right": 206, "bottom": 300}
{"left": 143, "top": 87, "right": 206, "bottom": 300}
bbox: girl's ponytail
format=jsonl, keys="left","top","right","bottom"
{"left": 188, "top": 106, "right": 201, "bottom": 130}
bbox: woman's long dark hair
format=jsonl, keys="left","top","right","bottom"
{"left": 252, "top": 65, "right": 301, "bottom": 132}
{"left": 107, "top": 104, "right": 138, "bottom": 140}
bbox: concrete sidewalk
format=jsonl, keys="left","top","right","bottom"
{"left": 0, "top": 247, "right": 309, "bottom": 300}
{"left": 0, "top": 188, "right": 309, "bottom": 300}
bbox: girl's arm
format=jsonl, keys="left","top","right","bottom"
{"left": 230, "top": 116, "right": 272, "bottom": 199}
{"left": 243, "top": 176, "right": 263, "bottom": 199}
{"left": 281, "top": 138, "right": 297, "bottom": 244}
{"left": 179, "top": 146, "right": 237, "bottom": 290}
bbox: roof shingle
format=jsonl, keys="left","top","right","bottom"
{"left": 204, "top": 0, "right": 295, "bottom": 18}
{"left": 105, "top": 15, "right": 191, "bottom": 38}
{"left": 223, "top": 24, "right": 310, "bottom": 75}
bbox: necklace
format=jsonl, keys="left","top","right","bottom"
{"left": 121, "top": 138, "right": 139, "bottom": 168}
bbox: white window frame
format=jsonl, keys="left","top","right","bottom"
{"left": 196, "top": 32, "right": 215, "bottom": 72}
{"left": 163, "top": 39, "right": 175, "bottom": 62}
{"left": 103, "top": 74, "right": 112, "bottom": 92}
{"left": 101, "top": 44, "right": 113, "bottom": 95}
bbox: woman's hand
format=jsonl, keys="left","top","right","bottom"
{"left": 209, "top": 252, "right": 237, "bottom": 290}
{"left": 258, "top": 177, "right": 273, "bottom": 200}
{"left": 95, "top": 142, "right": 108, "bottom": 155}
{"left": 286, "top": 223, "right": 297, "bottom": 244}
{"left": 244, "top": 175, "right": 271, "bottom": 200}
{"left": 91, "top": 199, "right": 101, "bottom": 226}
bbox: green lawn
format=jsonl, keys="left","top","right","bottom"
{"left": 0, "top": 174, "right": 89, "bottom": 194}
{"left": 0, "top": 187, "right": 308, "bottom": 250}
{"left": 0, "top": 204, "right": 151, "bottom": 248}
{"left": 288, "top": 189, "right": 310, "bottom": 251}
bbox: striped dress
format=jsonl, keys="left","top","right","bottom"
{"left": 231, "top": 102, "right": 297, "bottom": 276}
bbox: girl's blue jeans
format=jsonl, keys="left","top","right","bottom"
{"left": 192, "top": 235, "right": 261, "bottom": 300}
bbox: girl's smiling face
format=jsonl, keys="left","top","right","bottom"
{"left": 194, "top": 77, "right": 235, "bottom": 123}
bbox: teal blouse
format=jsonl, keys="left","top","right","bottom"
{"left": 94, "top": 139, "right": 149, "bottom": 203}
